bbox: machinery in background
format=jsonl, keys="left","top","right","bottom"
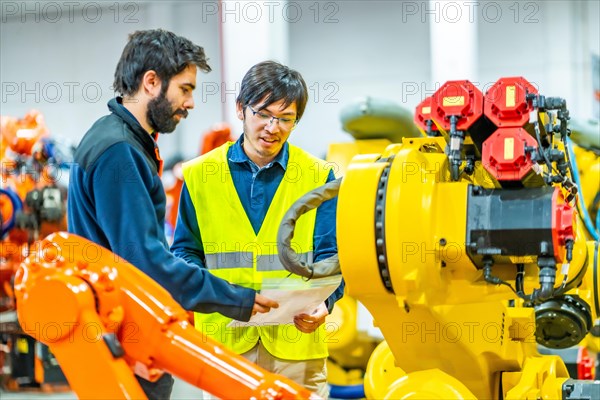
{"left": 325, "top": 296, "right": 379, "bottom": 397}
{"left": 198, "top": 121, "right": 235, "bottom": 156}
{"left": 0, "top": 110, "right": 71, "bottom": 391}
{"left": 567, "top": 118, "right": 600, "bottom": 246}
{"left": 14, "top": 232, "right": 315, "bottom": 400}
{"left": 552, "top": 117, "right": 600, "bottom": 380}
{"left": 278, "top": 77, "right": 599, "bottom": 399}
{"left": 328, "top": 96, "right": 421, "bottom": 177}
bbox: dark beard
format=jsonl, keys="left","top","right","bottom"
{"left": 147, "top": 92, "right": 188, "bottom": 134}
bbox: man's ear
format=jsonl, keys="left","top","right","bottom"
{"left": 236, "top": 102, "right": 244, "bottom": 121}
{"left": 141, "top": 70, "right": 162, "bottom": 98}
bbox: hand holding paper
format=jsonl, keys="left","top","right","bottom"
{"left": 294, "top": 302, "right": 329, "bottom": 333}
{"left": 229, "top": 275, "right": 342, "bottom": 328}
{"left": 252, "top": 293, "right": 279, "bottom": 315}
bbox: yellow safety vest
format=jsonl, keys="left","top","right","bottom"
{"left": 183, "top": 142, "right": 332, "bottom": 360}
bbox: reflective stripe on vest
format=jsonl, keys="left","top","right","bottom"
{"left": 205, "top": 251, "right": 312, "bottom": 271}
{"left": 205, "top": 252, "right": 253, "bottom": 269}
{"left": 183, "top": 142, "right": 332, "bottom": 360}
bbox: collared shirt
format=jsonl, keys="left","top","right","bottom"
{"left": 171, "top": 135, "right": 344, "bottom": 311}
{"left": 227, "top": 135, "right": 290, "bottom": 233}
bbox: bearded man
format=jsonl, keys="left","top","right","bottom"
{"left": 67, "top": 30, "right": 277, "bottom": 400}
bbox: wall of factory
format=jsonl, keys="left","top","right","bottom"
{"left": 289, "top": 0, "right": 600, "bottom": 158}
{"left": 2, "top": 1, "right": 599, "bottom": 163}
{"left": 1, "top": 2, "right": 222, "bottom": 164}
{"left": 477, "top": 0, "right": 600, "bottom": 121}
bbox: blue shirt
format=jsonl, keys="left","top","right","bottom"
{"left": 68, "top": 99, "right": 256, "bottom": 321}
{"left": 171, "top": 135, "right": 345, "bottom": 311}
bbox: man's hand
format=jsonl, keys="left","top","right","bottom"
{"left": 252, "top": 293, "right": 279, "bottom": 315}
{"left": 293, "top": 302, "right": 329, "bottom": 333}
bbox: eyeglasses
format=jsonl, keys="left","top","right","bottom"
{"left": 247, "top": 106, "right": 297, "bottom": 130}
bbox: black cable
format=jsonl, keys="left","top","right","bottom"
{"left": 483, "top": 258, "right": 518, "bottom": 295}
{"left": 515, "top": 263, "right": 533, "bottom": 303}
{"left": 534, "top": 120, "right": 554, "bottom": 180}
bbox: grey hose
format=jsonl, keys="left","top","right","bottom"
{"left": 277, "top": 178, "right": 342, "bottom": 278}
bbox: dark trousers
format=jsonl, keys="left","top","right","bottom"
{"left": 136, "top": 373, "right": 174, "bottom": 400}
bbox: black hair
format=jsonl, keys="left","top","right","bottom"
{"left": 113, "top": 29, "right": 211, "bottom": 96}
{"left": 236, "top": 61, "right": 308, "bottom": 121}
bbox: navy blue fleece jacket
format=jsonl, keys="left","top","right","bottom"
{"left": 67, "top": 98, "right": 255, "bottom": 321}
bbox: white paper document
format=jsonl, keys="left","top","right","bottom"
{"left": 228, "top": 275, "right": 342, "bottom": 327}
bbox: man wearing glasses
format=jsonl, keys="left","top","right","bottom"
{"left": 171, "top": 61, "right": 343, "bottom": 398}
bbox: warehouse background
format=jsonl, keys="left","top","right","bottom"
{"left": 1, "top": 1, "right": 600, "bottom": 398}
{"left": 2, "top": 0, "right": 599, "bottom": 163}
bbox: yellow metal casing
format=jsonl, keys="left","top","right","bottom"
{"left": 337, "top": 136, "right": 596, "bottom": 399}
{"left": 364, "top": 341, "right": 406, "bottom": 400}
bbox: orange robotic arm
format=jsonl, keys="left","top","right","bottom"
{"left": 14, "top": 232, "right": 316, "bottom": 400}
